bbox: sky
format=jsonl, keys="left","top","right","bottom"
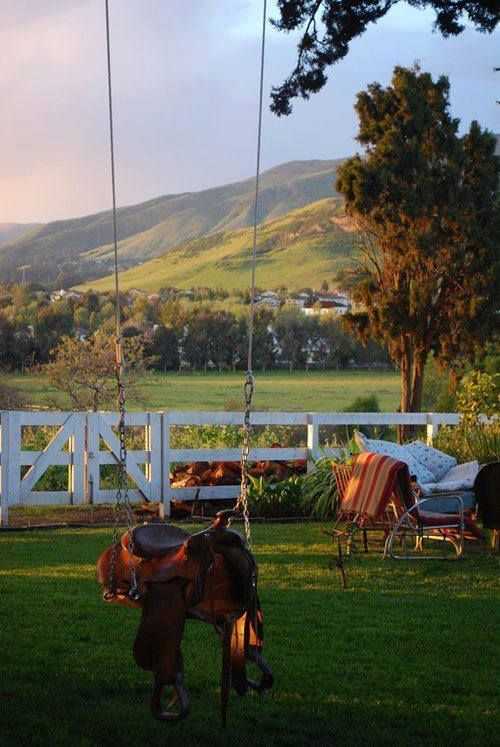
{"left": 1, "top": 0, "right": 499, "bottom": 224}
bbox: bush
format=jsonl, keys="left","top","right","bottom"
{"left": 247, "top": 475, "right": 305, "bottom": 518}
{"left": 300, "top": 457, "right": 340, "bottom": 519}
{"left": 434, "top": 371, "right": 500, "bottom": 464}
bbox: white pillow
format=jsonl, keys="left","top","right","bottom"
{"left": 419, "top": 462, "right": 479, "bottom": 495}
{"left": 440, "top": 460, "right": 479, "bottom": 487}
{"left": 405, "top": 441, "right": 457, "bottom": 482}
{"left": 355, "top": 433, "right": 435, "bottom": 485}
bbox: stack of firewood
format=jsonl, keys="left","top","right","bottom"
{"left": 171, "top": 458, "right": 307, "bottom": 488}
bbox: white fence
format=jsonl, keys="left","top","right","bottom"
{"left": 0, "top": 409, "right": 461, "bottom": 526}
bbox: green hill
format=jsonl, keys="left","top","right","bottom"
{"left": 0, "top": 223, "right": 41, "bottom": 248}
{"left": 77, "top": 197, "right": 357, "bottom": 293}
{"left": 0, "top": 159, "right": 343, "bottom": 285}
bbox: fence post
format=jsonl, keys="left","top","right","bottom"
{"left": 307, "top": 415, "right": 319, "bottom": 472}
{"left": 149, "top": 413, "right": 162, "bottom": 503}
{"left": 0, "top": 411, "right": 21, "bottom": 526}
{"left": 426, "top": 414, "right": 440, "bottom": 446}
{"left": 0, "top": 412, "right": 9, "bottom": 526}
{"left": 86, "top": 413, "right": 100, "bottom": 504}
{"left": 68, "top": 413, "right": 86, "bottom": 505}
{"left": 160, "top": 413, "right": 172, "bottom": 518}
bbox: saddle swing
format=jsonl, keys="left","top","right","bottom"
{"left": 97, "top": 511, "right": 273, "bottom": 724}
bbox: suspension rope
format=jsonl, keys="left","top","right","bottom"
{"left": 237, "top": 0, "right": 268, "bottom": 547}
{"left": 104, "top": 0, "right": 138, "bottom": 599}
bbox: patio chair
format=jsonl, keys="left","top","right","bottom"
{"left": 384, "top": 469, "right": 483, "bottom": 561}
{"left": 327, "top": 453, "right": 411, "bottom": 555}
{"left": 329, "top": 452, "right": 482, "bottom": 560}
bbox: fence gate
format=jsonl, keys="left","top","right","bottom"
{"left": 86, "top": 412, "right": 162, "bottom": 504}
{"left": 0, "top": 411, "right": 86, "bottom": 523}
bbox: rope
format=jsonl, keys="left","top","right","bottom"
{"left": 237, "top": 0, "right": 268, "bottom": 547}
{"left": 247, "top": 0, "right": 267, "bottom": 375}
{"left": 104, "top": 0, "right": 138, "bottom": 599}
{"left": 105, "top": 0, "right": 121, "bottom": 348}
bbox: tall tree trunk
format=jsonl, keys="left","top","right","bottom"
{"left": 410, "top": 351, "right": 427, "bottom": 413}
{"left": 398, "top": 338, "right": 412, "bottom": 443}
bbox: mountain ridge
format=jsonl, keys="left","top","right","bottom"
{"left": 0, "top": 159, "right": 343, "bottom": 285}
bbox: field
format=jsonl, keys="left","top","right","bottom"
{"left": 5, "top": 370, "right": 400, "bottom": 411}
{"left": 1, "top": 523, "right": 499, "bottom": 746}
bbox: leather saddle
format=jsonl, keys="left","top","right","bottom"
{"left": 97, "top": 512, "right": 272, "bottom": 724}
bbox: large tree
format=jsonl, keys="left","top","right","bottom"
{"left": 271, "top": 0, "right": 499, "bottom": 115}
{"left": 336, "top": 65, "right": 500, "bottom": 417}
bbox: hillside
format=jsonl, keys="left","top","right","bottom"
{"left": 77, "top": 197, "right": 357, "bottom": 293}
{"left": 0, "top": 223, "right": 40, "bottom": 248}
{"left": 0, "top": 159, "right": 342, "bottom": 285}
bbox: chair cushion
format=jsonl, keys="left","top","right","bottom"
{"left": 405, "top": 441, "right": 457, "bottom": 481}
{"left": 353, "top": 432, "right": 435, "bottom": 486}
{"left": 417, "top": 509, "right": 482, "bottom": 539}
{"left": 419, "top": 461, "right": 479, "bottom": 496}
{"left": 421, "top": 491, "right": 476, "bottom": 512}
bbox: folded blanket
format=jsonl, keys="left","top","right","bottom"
{"left": 341, "top": 452, "right": 411, "bottom": 521}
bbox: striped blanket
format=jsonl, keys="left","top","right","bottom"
{"left": 341, "top": 452, "right": 412, "bottom": 522}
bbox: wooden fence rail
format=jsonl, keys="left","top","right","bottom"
{"left": 0, "top": 409, "right": 461, "bottom": 526}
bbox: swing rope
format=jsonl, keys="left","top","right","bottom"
{"left": 104, "top": 0, "right": 267, "bottom": 556}
{"left": 104, "top": 0, "right": 138, "bottom": 598}
{"left": 236, "top": 0, "right": 268, "bottom": 547}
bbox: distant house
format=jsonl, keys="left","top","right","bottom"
{"left": 255, "top": 291, "right": 281, "bottom": 308}
{"left": 288, "top": 291, "right": 312, "bottom": 309}
{"left": 50, "top": 289, "right": 82, "bottom": 303}
{"left": 302, "top": 292, "right": 352, "bottom": 316}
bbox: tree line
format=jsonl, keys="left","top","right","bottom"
{"left": 0, "top": 284, "right": 390, "bottom": 374}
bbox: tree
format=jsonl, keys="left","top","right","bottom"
{"left": 34, "top": 304, "right": 74, "bottom": 362}
{"left": 274, "top": 308, "right": 310, "bottom": 371}
{"left": 335, "top": 65, "right": 500, "bottom": 417}
{"left": 46, "top": 333, "right": 143, "bottom": 411}
{"left": 145, "top": 325, "right": 180, "bottom": 372}
{"left": 271, "top": 1, "right": 499, "bottom": 114}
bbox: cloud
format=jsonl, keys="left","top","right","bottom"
{"left": 0, "top": 1, "right": 498, "bottom": 223}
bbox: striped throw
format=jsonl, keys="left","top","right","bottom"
{"left": 341, "top": 452, "right": 412, "bottom": 522}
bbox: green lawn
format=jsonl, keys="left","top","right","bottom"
{"left": 1, "top": 523, "right": 499, "bottom": 746}
{"left": 5, "top": 370, "right": 400, "bottom": 411}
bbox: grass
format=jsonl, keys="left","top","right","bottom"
{"left": 1, "top": 523, "right": 499, "bottom": 746}
{"left": 4, "top": 370, "right": 400, "bottom": 411}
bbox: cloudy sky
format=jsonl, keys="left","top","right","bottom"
{"left": 1, "top": 1, "right": 499, "bottom": 224}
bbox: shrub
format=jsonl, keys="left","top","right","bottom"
{"left": 300, "top": 455, "right": 351, "bottom": 519}
{"left": 247, "top": 475, "right": 305, "bottom": 518}
{"left": 434, "top": 371, "right": 500, "bottom": 464}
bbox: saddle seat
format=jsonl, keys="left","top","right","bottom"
{"left": 130, "top": 523, "right": 190, "bottom": 559}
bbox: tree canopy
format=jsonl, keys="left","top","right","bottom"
{"left": 336, "top": 65, "right": 500, "bottom": 415}
{"left": 271, "top": 0, "right": 500, "bottom": 114}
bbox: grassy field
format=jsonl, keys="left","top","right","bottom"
{"left": 5, "top": 370, "right": 400, "bottom": 411}
{"left": 1, "top": 523, "right": 499, "bottom": 746}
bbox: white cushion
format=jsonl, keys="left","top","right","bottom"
{"left": 354, "top": 432, "right": 435, "bottom": 485}
{"left": 405, "top": 441, "right": 457, "bottom": 481}
{"left": 419, "top": 461, "right": 479, "bottom": 495}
